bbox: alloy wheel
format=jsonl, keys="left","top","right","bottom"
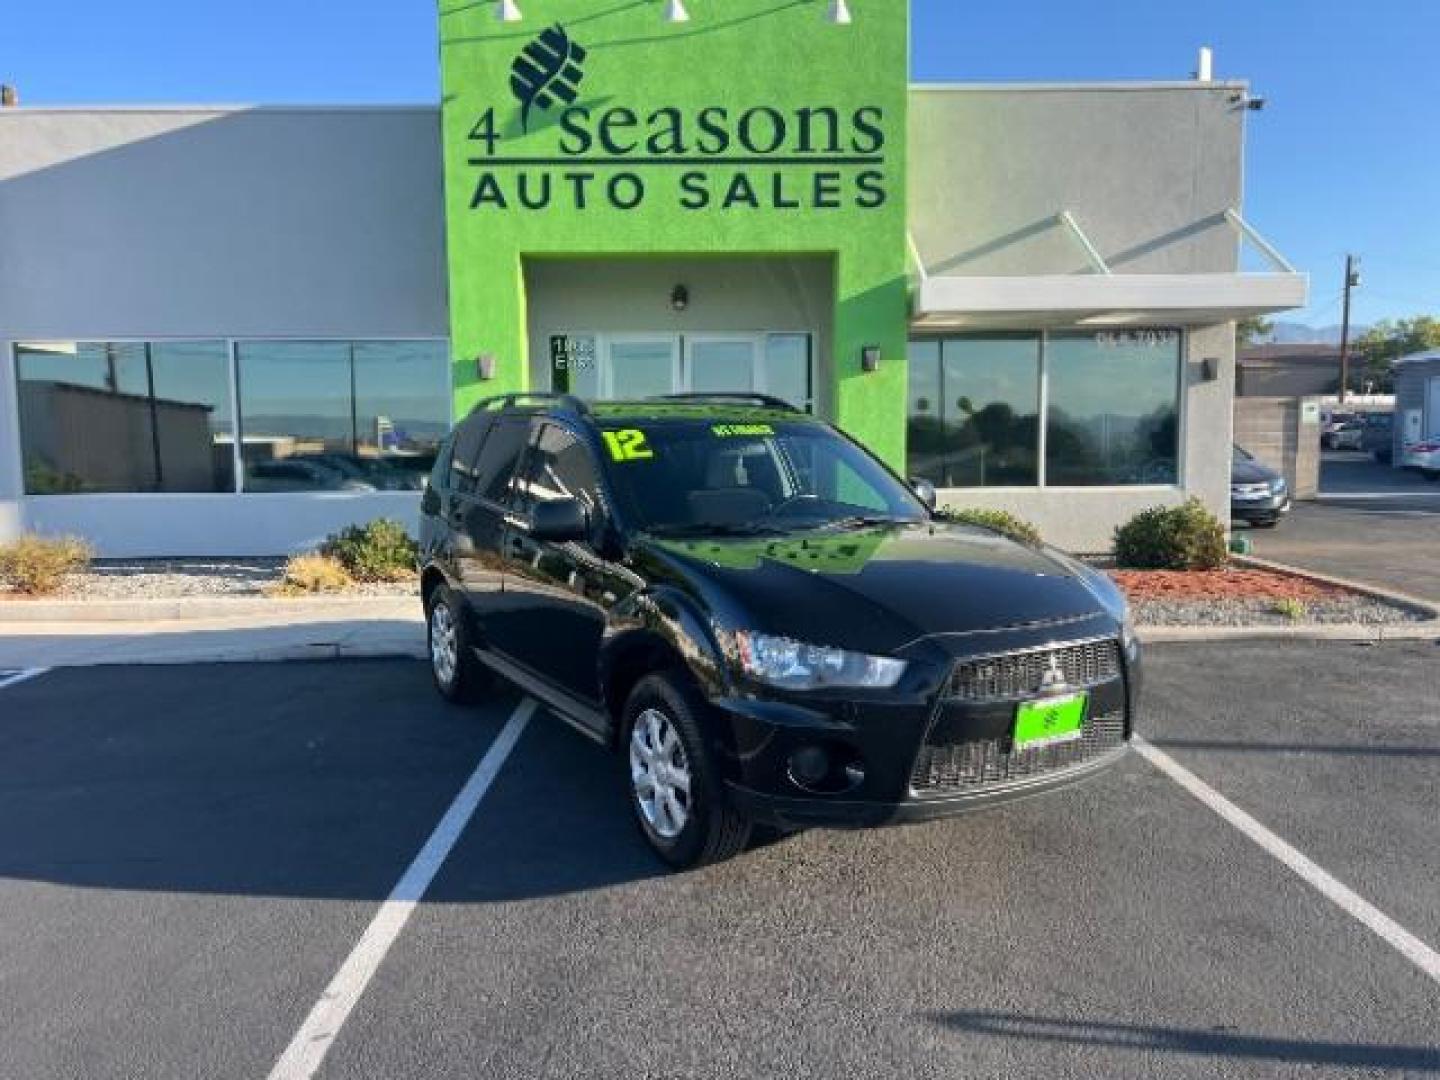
{"left": 629, "top": 708, "right": 693, "bottom": 839}
{"left": 430, "top": 601, "right": 458, "bottom": 687}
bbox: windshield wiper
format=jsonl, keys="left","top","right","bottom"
{"left": 812, "top": 515, "right": 915, "bottom": 531}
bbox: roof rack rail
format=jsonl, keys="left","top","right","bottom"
{"left": 654, "top": 393, "right": 800, "bottom": 413}
{"left": 469, "top": 391, "right": 591, "bottom": 416}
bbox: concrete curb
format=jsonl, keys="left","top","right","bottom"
{"left": 0, "top": 594, "right": 418, "bottom": 624}
{"left": 1141, "top": 622, "right": 1440, "bottom": 645}
{"left": 1137, "top": 554, "right": 1440, "bottom": 644}
{"left": 59, "top": 642, "right": 432, "bottom": 666}
{"left": 1233, "top": 553, "right": 1440, "bottom": 618}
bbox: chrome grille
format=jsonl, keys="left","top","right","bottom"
{"left": 946, "top": 639, "right": 1120, "bottom": 702}
{"left": 911, "top": 712, "right": 1127, "bottom": 796}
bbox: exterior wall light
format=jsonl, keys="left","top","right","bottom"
{"left": 671, "top": 284, "right": 690, "bottom": 312}
{"left": 861, "top": 345, "right": 881, "bottom": 373}
{"left": 477, "top": 353, "right": 498, "bottom": 380}
{"left": 827, "top": 0, "right": 853, "bottom": 25}
{"left": 663, "top": 0, "right": 691, "bottom": 22}
{"left": 495, "top": 0, "right": 523, "bottom": 23}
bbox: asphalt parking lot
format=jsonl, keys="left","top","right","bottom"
{"left": 1, "top": 647, "right": 1437, "bottom": 1079}
{"left": 1253, "top": 453, "right": 1440, "bottom": 603}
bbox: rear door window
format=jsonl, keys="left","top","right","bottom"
{"left": 427, "top": 434, "right": 455, "bottom": 492}
{"left": 472, "top": 417, "right": 531, "bottom": 505}
{"left": 449, "top": 415, "right": 493, "bottom": 494}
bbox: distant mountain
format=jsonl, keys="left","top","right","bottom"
{"left": 1266, "top": 321, "right": 1371, "bottom": 345}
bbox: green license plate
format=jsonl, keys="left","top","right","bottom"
{"left": 1013, "top": 692, "right": 1088, "bottom": 750}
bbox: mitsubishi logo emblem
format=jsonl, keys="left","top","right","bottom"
{"left": 1038, "top": 654, "right": 1068, "bottom": 692}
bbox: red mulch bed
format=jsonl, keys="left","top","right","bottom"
{"left": 1109, "top": 567, "right": 1343, "bottom": 601}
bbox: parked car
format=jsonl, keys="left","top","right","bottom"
{"left": 1231, "top": 444, "right": 1291, "bottom": 527}
{"left": 1361, "top": 412, "right": 1394, "bottom": 464}
{"left": 1322, "top": 421, "right": 1364, "bottom": 451}
{"left": 1402, "top": 439, "right": 1440, "bottom": 480}
{"left": 244, "top": 459, "right": 377, "bottom": 493}
{"left": 418, "top": 393, "right": 1140, "bottom": 868}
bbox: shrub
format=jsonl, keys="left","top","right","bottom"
{"left": 940, "top": 506, "right": 1043, "bottom": 546}
{"left": 1273, "top": 597, "right": 1308, "bottom": 622}
{"left": 1113, "top": 499, "right": 1228, "bottom": 571}
{"left": 0, "top": 534, "right": 93, "bottom": 596}
{"left": 270, "top": 554, "right": 353, "bottom": 596}
{"left": 319, "top": 518, "right": 419, "bottom": 583}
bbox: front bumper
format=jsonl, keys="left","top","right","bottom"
{"left": 708, "top": 619, "right": 1138, "bottom": 830}
{"left": 727, "top": 744, "right": 1128, "bottom": 829}
{"left": 1231, "top": 493, "right": 1291, "bottom": 521}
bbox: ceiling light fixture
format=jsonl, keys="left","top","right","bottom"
{"left": 827, "top": 0, "right": 853, "bottom": 25}
{"left": 664, "top": 0, "right": 691, "bottom": 23}
{"left": 496, "top": 0, "right": 523, "bottom": 22}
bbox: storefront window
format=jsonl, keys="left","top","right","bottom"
{"left": 1045, "top": 330, "right": 1181, "bottom": 486}
{"left": 765, "top": 334, "right": 813, "bottom": 413}
{"left": 16, "top": 341, "right": 233, "bottom": 494}
{"left": 907, "top": 335, "right": 1041, "bottom": 487}
{"left": 237, "top": 340, "right": 449, "bottom": 493}
{"left": 907, "top": 330, "right": 1181, "bottom": 488}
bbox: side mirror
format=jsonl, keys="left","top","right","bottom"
{"left": 910, "top": 477, "right": 938, "bottom": 512}
{"left": 529, "top": 497, "right": 590, "bottom": 543}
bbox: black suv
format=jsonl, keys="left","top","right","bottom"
{"left": 419, "top": 393, "right": 1140, "bottom": 867}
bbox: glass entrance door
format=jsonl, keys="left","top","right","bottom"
{"left": 685, "top": 335, "right": 759, "bottom": 395}
{"left": 603, "top": 336, "right": 680, "bottom": 400}
{"left": 552, "top": 332, "right": 813, "bottom": 412}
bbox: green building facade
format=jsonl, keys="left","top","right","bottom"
{"left": 439, "top": 0, "right": 911, "bottom": 466}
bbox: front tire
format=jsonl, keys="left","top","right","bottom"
{"left": 622, "top": 672, "right": 751, "bottom": 869}
{"left": 426, "top": 583, "right": 490, "bottom": 704}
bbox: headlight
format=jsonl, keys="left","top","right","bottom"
{"left": 1270, "top": 477, "right": 1288, "bottom": 494}
{"left": 731, "top": 630, "right": 907, "bottom": 691}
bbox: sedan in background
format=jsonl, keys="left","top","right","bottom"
{"left": 1361, "top": 412, "right": 1394, "bottom": 464}
{"left": 1322, "top": 421, "right": 1364, "bottom": 451}
{"left": 1402, "top": 440, "right": 1440, "bottom": 480}
{"left": 1231, "top": 445, "right": 1291, "bottom": 528}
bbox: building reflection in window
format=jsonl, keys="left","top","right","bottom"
{"left": 16, "top": 340, "right": 233, "bottom": 494}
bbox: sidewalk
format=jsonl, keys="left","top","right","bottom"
{"left": 0, "top": 598, "right": 425, "bottom": 669}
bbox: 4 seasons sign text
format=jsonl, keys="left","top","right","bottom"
{"left": 466, "top": 24, "right": 890, "bottom": 213}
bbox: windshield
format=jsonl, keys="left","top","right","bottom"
{"left": 597, "top": 419, "right": 929, "bottom": 535}
{"left": 1232, "top": 444, "right": 1255, "bottom": 464}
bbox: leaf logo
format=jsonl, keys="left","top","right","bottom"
{"left": 510, "top": 24, "right": 588, "bottom": 133}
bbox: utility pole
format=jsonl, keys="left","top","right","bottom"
{"left": 1337, "top": 254, "right": 1361, "bottom": 404}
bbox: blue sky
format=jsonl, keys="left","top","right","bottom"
{"left": 6, "top": 0, "right": 1437, "bottom": 327}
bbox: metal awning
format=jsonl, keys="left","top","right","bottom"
{"left": 909, "top": 210, "right": 1309, "bottom": 330}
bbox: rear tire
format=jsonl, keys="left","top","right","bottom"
{"left": 426, "top": 583, "right": 490, "bottom": 704}
{"left": 622, "top": 672, "right": 752, "bottom": 869}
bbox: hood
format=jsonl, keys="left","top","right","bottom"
{"left": 1232, "top": 457, "right": 1280, "bottom": 485}
{"left": 642, "top": 523, "right": 1111, "bottom": 655}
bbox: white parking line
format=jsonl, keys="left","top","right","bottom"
{"left": 1135, "top": 736, "right": 1440, "bottom": 986}
{"left": 1318, "top": 491, "right": 1440, "bottom": 500}
{"left": 266, "top": 697, "right": 536, "bottom": 1080}
{"left": 0, "top": 668, "right": 49, "bottom": 691}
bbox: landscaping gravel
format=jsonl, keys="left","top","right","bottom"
{"left": 1133, "top": 594, "right": 1424, "bottom": 627}
{"left": 0, "top": 558, "right": 416, "bottom": 601}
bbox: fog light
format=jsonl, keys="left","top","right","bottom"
{"left": 789, "top": 746, "right": 830, "bottom": 788}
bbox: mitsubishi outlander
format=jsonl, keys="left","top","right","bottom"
{"left": 418, "top": 393, "right": 1140, "bottom": 868}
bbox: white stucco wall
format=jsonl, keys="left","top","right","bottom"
{"left": 0, "top": 107, "right": 449, "bottom": 554}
